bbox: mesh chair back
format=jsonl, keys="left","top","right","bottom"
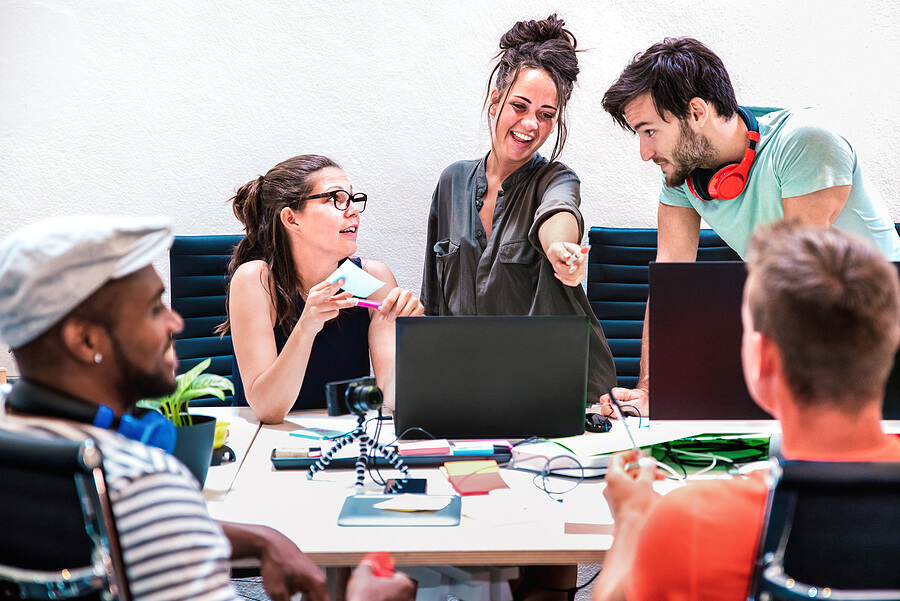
{"left": 586, "top": 226, "right": 739, "bottom": 388}
{"left": 751, "top": 459, "right": 900, "bottom": 600}
{"left": 169, "top": 234, "right": 243, "bottom": 406}
{"left": 0, "top": 432, "right": 129, "bottom": 601}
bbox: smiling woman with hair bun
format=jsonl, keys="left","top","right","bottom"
{"left": 420, "top": 14, "right": 613, "bottom": 601}
{"left": 421, "top": 14, "right": 615, "bottom": 403}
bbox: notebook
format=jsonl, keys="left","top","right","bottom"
{"left": 393, "top": 315, "right": 590, "bottom": 439}
{"left": 337, "top": 494, "right": 461, "bottom": 526}
{"left": 649, "top": 261, "right": 900, "bottom": 420}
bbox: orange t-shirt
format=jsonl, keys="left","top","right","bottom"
{"left": 624, "top": 436, "right": 900, "bottom": 601}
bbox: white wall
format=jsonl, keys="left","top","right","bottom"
{"left": 2, "top": 0, "right": 898, "bottom": 376}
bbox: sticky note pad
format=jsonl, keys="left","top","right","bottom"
{"left": 398, "top": 439, "right": 452, "bottom": 456}
{"left": 451, "top": 441, "right": 498, "bottom": 455}
{"left": 327, "top": 259, "right": 386, "bottom": 298}
{"left": 443, "top": 460, "right": 509, "bottom": 496}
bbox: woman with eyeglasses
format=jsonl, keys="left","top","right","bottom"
{"left": 219, "top": 154, "right": 423, "bottom": 424}
{"left": 421, "top": 14, "right": 616, "bottom": 405}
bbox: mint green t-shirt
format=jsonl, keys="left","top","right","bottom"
{"left": 660, "top": 107, "right": 900, "bottom": 260}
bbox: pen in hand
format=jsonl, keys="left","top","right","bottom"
{"left": 564, "top": 245, "right": 591, "bottom": 273}
{"left": 608, "top": 389, "right": 653, "bottom": 472}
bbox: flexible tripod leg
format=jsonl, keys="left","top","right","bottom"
{"left": 353, "top": 430, "right": 371, "bottom": 489}
{"left": 370, "top": 440, "right": 409, "bottom": 480}
{"left": 306, "top": 413, "right": 409, "bottom": 488}
{"left": 307, "top": 431, "right": 359, "bottom": 480}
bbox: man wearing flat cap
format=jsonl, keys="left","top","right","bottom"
{"left": 0, "top": 216, "right": 413, "bottom": 601}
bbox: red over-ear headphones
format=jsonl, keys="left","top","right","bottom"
{"left": 687, "top": 107, "right": 759, "bottom": 201}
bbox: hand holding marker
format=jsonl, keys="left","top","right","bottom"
{"left": 326, "top": 259, "right": 386, "bottom": 310}
{"left": 565, "top": 245, "right": 591, "bottom": 274}
{"left": 361, "top": 552, "right": 394, "bottom": 577}
{"left": 608, "top": 389, "right": 654, "bottom": 472}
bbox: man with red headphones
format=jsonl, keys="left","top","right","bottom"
{"left": 599, "top": 37, "right": 900, "bottom": 416}
{"left": 593, "top": 222, "right": 900, "bottom": 601}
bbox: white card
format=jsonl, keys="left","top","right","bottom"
{"left": 326, "top": 259, "right": 386, "bottom": 298}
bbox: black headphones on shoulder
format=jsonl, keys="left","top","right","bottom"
{"left": 687, "top": 106, "right": 760, "bottom": 202}
{"left": 4, "top": 381, "right": 177, "bottom": 453}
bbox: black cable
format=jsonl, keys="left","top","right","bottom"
{"left": 524, "top": 565, "right": 601, "bottom": 600}
{"left": 512, "top": 436, "right": 544, "bottom": 448}
{"left": 619, "top": 404, "right": 643, "bottom": 427}
{"left": 364, "top": 418, "right": 444, "bottom": 486}
{"left": 386, "top": 426, "right": 438, "bottom": 446}
{"left": 366, "top": 410, "right": 389, "bottom": 485}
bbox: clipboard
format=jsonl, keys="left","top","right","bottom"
{"left": 337, "top": 494, "right": 461, "bottom": 527}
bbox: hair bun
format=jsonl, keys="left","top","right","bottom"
{"left": 499, "top": 14, "right": 575, "bottom": 51}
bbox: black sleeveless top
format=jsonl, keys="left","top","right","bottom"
{"left": 232, "top": 259, "right": 372, "bottom": 410}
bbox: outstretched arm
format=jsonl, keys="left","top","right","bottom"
{"left": 538, "top": 211, "right": 590, "bottom": 287}
{"left": 219, "top": 521, "right": 329, "bottom": 601}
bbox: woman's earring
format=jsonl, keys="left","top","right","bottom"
{"left": 94, "top": 353, "right": 103, "bottom": 364}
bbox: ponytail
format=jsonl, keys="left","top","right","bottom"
{"left": 217, "top": 154, "right": 340, "bottom": 337}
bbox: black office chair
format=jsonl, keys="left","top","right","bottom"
{"left": 169, "top": 234, "right": 243, "bottom": 406}
{"left": 586, "top": 226, "right": 740, "bottom": 388}
{"left": 0, "top": 432, "right": 130, "bottom": 601}
{"left": 749, "top": 459, "right": 900, "bottom": 600}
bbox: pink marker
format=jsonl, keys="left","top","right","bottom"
{"left": 356, "top": 298, "right": 382, "bottom": 310}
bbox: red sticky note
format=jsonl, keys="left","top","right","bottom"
{"left": 398, "top": 439, "right": 452, "bottom": 456}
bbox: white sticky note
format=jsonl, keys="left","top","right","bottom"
{"left": 373, "top": 494, "right": 452, "bottom": 512}
{"left": 326, "top": 259, "right": 386, "bottom": 298}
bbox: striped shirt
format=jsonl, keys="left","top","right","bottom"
{"left": 0, "top": 409, "right": 238, "bottom": 601}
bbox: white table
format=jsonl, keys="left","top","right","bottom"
{"left": 198, "top": 407, "right": 782, "bottom": 568}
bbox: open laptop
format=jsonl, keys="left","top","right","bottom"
{"left": 649, "top": 261, "right": 900, "bottom": 420}
{"left": 649, "top": 261, "right": 767, "bottom": 420}
{"left": 393, "top": 315, "right": 589, "bottom": 439}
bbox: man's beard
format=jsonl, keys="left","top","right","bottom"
{"left": 666, "top": 119, "right": 719, "bottom": 188}
{"left": 109, "top": 334, "right": 177, "bottom": 407}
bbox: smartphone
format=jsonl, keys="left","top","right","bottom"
{"left": 384, "top": 478, "right": 428, "bottom": 494}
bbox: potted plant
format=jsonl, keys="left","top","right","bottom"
{"left": 139, "top": 358, "right": 234, "bottom": 486}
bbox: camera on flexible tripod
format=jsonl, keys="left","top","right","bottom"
{"left": 325, "top": 376, "right": 383, "bottom": 416}
{"left": 311, "top": 376, "right": 407, "bottom": 488}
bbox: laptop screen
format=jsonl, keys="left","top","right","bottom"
{"left": 393, "top": 315, "right": 589, "bottom": 439}
{"left": 649, "top": 261, "right": 767, "bottom": 420}
{"left": 649, "top": 261, "right": 900, "bottom": 420}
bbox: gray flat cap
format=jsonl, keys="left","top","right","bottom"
{"left": 0, "top": 215, "right": 173, "bottom": 348}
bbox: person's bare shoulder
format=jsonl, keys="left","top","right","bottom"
{"left": 232, "top": 260, "right": 271, "bottom": 289}
{"left": 360, "top": 258, "right": 394, "bottom": 282}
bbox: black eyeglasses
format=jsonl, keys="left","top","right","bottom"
{"left": 298, "top": 189, "right": 367, "bottom": 212}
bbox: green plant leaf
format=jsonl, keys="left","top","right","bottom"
{"left": 136, "top": 398, "right": 162, "bottom": 412}
{"left": 178, "top": 358, "right": 212, "bottom": 390}
{"left": 191, "top": 373, "right": 235, "bottom": 393}
{"left": 137, "top": 357, "right": 233, "bottom": 428}
{"left": 179, "top": 387, "right": 228, "bottom": 402}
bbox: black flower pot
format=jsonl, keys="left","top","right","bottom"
{"left": 172, "top": 414, "right": 216, "bottom": 487}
